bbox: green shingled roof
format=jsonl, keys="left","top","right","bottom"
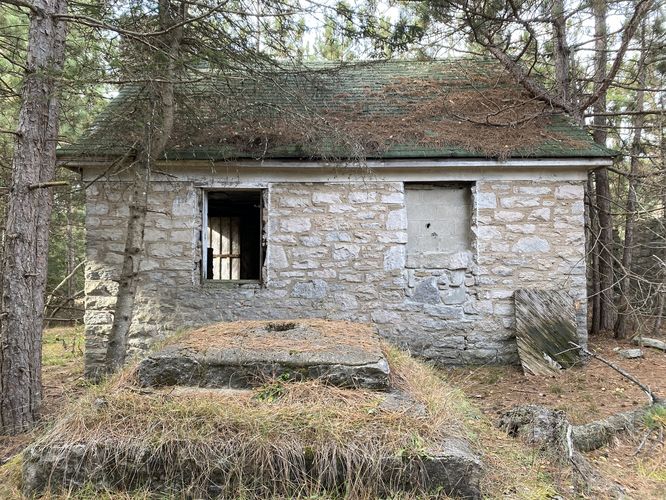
{"left": 61, "top": 59, "right": 614, "bottom": 162}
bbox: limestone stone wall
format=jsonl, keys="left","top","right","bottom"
{"left": 83, "top": 176, "right": 587, "bottom": 378}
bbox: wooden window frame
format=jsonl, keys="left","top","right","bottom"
{"left": 201, "top": 189, "right": 264, "bottom": 285}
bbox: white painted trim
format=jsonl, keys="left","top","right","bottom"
{"left": 81, "top": 166, "right": 591, "bottom": 183}
{"left": 172, "top": 157, "right": 612, "bottom": 169}
{"left": 201, "top": 191, "right": 209, "bottom": 283}
{"left": 66, "top": 156, "right": 612, "bottom": 171}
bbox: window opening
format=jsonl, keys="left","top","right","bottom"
{"left": 204, "top": 190, "right": 263, "bottom": 281}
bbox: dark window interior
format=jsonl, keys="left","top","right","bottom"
{"left": 206, "top": 190, "right": 262, "bottom": 281}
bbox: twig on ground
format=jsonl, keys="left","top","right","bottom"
{"left": 633, "top": 429, "right": 653, "bottom": 455}
{"left": 513, "top": 388, "right": 541, "bottom": 395}
{"left": 569, "top": 341, "right": 659, "bottom": 405}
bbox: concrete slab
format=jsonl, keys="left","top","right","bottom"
{"left": 136, "top": 319, "right": 391, "bottom": 390}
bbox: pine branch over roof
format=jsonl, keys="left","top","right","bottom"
{"left": 60, "top": 59, "right": 614, "bottom": 162}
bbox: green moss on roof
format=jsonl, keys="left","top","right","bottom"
{"left": 60, "top": 59, "right": 614, "bottom": 162}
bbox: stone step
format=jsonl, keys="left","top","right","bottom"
{"left": 136, "top": 319, "right": 391, "bottom": 390}
{"left": 23, "top": 435, "right": 483, "bottom": 498}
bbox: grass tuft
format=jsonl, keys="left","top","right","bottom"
{"left": 644, "top": 405, "right": 666, "bottom": 430}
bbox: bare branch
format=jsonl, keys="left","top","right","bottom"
{"left": 0, "top": 0, "right": 44, "bottom": 15}
{"left": 27, "top": 180, "right": 69, "bottom": 190}
{"left": 580, "top": 0, "right": 656, "bottom": 111}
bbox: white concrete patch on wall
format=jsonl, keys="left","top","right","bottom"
{"left": 405, "top": 183, "right": 473, "bottom": 268}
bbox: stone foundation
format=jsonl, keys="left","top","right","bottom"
{"left": 83, "top": 175, "right": 587, "bottom": 379}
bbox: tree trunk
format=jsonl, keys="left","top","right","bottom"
{"left": 66, "top": 182, "right": 74, "bottom": 301}
{"left": 596, "top": 171, "right": 615, "bottom": 331}
{"left": 651, "top": 91, "right": 666, "bottom": 336}
{"left": 105, "top": 0, "right": 184, "bottom": 373}
{"left": 590, "top": 0, "right": 615, "bottom": 332}
{"left": 615, "top": 30, "right": 646, "bottom": 339}
{"left": 104, "top": 149, "right": 151, "bottom": 372}
{"left": 0, "top": 0, "right": 68, "bottom": 434}
{"left": 587, "top": 0, "right": 608, "bottom": 335}
{"left": 551, "top": 0, "right": 571, "bottom": 105}
{"left": 652, "top": 295, "right": 664, "bottom": 336}
{"left": 587, "top": 175, "right": 601, "bottom": 335}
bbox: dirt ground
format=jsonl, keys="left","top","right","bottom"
{"left": 446, "top": 331, "right": 666, "bottom": 498}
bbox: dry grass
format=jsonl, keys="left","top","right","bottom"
{"left": 331, "top": 75, "right": 577, "bottom": 160}
{"left": 2, "top": 343, "right": 559, "bottom": 499}
{"left": 176, "top": 319, "right": 381, "bottom": 355}
{"left": 25, "top": 347, "right": 457, "bottom": 499}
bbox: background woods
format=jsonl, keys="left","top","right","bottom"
{"left": 0, "top": 0, "right": 664, "bottom": 432}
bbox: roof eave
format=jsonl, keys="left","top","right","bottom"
{"left": 60, "top": 155, "right": 614, "bottom": 171}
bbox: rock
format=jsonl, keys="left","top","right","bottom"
{"left": 572, "top": 405, "right": 656, "bottom": 452}
{"left": 448, "top": 251, "right": 471, "bottom": 270}
{"left": 499, "top": 405, "right": 568, "bottom": 449}
{"left": 270, "top": 246, "right": 289, "bottom": 268}
{"left": 423, "top": 304, "right": 463, "bottom": 320}
{"left": 476, "top": 192, "right": 496, "bottom": 209}
{"left": 312, "top": 192, "right": 341, "bottom": 204}
{"left": 383, "top": 246, "right": 405, "bottom": 271}
{"left": 412, "top": 277, "right": 441, "bottom": 304}
{"left": 442, "top": 286, "right": 467, "bottom": 305}
{"left": 499, "top": 402, "right": 655, "bottom": 497}
{"left": 633, "top": 337, "right": 666, "bottom": 351}
{"left": 378, "top": 391, "right": 427, "bottom": 417}
{"left": 22, "top": 382, "right": 485, "bottom": 499}
{"left": 421, "top": 438, "right": 484, "bottom": 499}
{"left": 280, "top": 217, "right": 311, "bottom": 233}
{"left": 618, "top": 348, "right": 643, "bottom": 359}
{"left": 555, "top": 185, "right": 583, "bottom": 200}
{"left": 136, "top": 320, "right": 391, "bottom": 390}
{"left": 512, "top": 236, "right": 550, "bottom": 253}
{"left": 291, "top": 279, "right": 328, "bottom": 299}
{"left": 386, "top": 209, "right": 407, "bottom": 230}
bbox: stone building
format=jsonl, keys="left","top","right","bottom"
{"left": 61, "top": 60, "right": 614, "bottom": 378}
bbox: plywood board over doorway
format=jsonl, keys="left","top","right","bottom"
{"left": 514, "top": 289, "right": 581, "bottom": 376}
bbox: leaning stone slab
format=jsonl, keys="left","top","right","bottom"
{"left": 514, "top": 289, "right": 581, "bottom": 376}
{"left": 136, "top": 319, "right": 391, "bottom": 390}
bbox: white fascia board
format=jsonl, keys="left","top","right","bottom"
{"left": 166, "top": 157, "right": 612, "bottom": 169}
{"left": 77, "top": 157, "right": 611, "bottom": 183}
{"left": 67, "top": 156, "right": 612, "bottom": 170}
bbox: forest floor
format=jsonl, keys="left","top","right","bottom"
{"left": 446, "top": 331, "right": 666, "bottom": 498}
{"left": 0, "top": 326, "right": 664, "bottom": 498}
